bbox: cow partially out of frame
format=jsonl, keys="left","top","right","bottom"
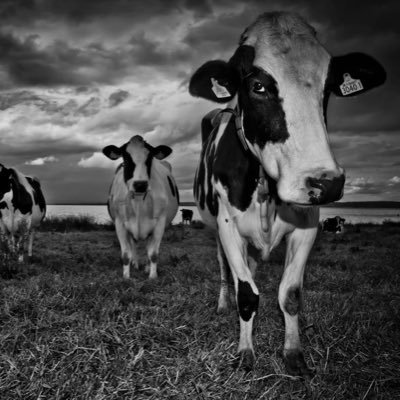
{"left": 103, "top": 135, "right": 179, "bottom": 279}
{"left": 181, "top": 209, "right": 194, "bottom": 224}
{"left": 323, "top": 216, "right": 346, "bottom": 234}
{"left": 189, "top": 12, "right": 385, "bottom": 375}
{"left": 0, "top": 164, "right": 46, "bottom": 261}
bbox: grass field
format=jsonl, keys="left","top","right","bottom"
{"left": 1, "top": 217, "right": 399, "bottom": 399}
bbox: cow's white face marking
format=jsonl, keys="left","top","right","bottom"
{"left": 241, "top": 14, "right": 343, "bottom": 204}
{"left": 124, "top": 136, "right": 151, "bottom": 193}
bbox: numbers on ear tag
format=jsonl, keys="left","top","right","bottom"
{"left": 211, "top": 78, "right": 231, "bottom": 98}
{"left": 340, "top": 73, "right": 363, "bottom": 96}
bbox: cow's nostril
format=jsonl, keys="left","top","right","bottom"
{"left": 133, "top": 181, "right": 148, "bottom": 193}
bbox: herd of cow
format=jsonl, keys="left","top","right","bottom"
{"left": 0, "top": 12, "right": 385, "bottom": 377}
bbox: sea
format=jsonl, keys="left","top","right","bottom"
{"left": 46, "top": 205, "right": 400, "bottom": 225}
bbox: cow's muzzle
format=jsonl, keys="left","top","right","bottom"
{"left": 306, "top": 173, "right": 345, "bottom": 205}
{"left": 133, "top": 180, "right": 148, "bottom": 194}
{"left": 129, "top": 180, "right": 149, "bottom": 200}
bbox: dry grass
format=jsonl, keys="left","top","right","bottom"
{"left": 0, "top": 221, "right": 399, "bottom": 399}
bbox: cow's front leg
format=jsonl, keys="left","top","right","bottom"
{"left": 217, "top": 206, "right": 259, "bottom": 370}
{"left": 216, "top": 237, "right": 230, "bottom": 313}
{"left": 145, "top": 217, "right": 166, "bottom": 279}
{"left": 115, "top": 219, "right": 134, "bottom": 278}
{"left": 279, "top": 226, "right": 317, "bottom": 377}
{"left": 27, "top": 230, "right": 34, "bottom": 259}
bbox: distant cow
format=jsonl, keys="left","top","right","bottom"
{"left": 323, "top": 216, "right": 346, "bottom": 234}
{"left": 0, "top": 164, "right": 46, "bottom": 260}
{"left": 103, "top": 135, "right": 179, "bottom": 279}
{"left": 181, "top": 209, "right": 193, "bottom": 224}
{"left": 189, "top": 11, "right": 385, "bottom": 375}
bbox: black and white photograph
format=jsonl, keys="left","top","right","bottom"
{"left": 0, "top": 0, "right": 399, "bottom": 398}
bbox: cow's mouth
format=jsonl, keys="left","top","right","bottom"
{"left": 129, "top": 190, "right": 148, "bottom": 200}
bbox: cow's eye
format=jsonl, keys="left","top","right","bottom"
{"left": 253, "top": 81, "right": 266, "bottom": 93}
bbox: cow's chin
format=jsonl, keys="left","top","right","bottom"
{"left": 276, "top": 183, "right": 319, "bottom": 207}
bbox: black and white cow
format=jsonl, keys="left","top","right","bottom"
{"left": 189, "top": 12, "right": 385, "bottom": 375}
{"left": 323, "top": 216, "right": 346, "bottom": 234}
{"left": 181, "top": 209, "right": 194, "bottom": 224}
{"left": 0, "top": 164, "right": 46, "bottom": 260}
{"left": 103, "top": 135, "right": 179, "bottom": 279}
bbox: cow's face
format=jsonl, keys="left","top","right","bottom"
{"left": 102, "top": 135, "right": 172, "bottom": 196}
{"left": 189, "top": 12, "right": 385, "bottom": 205}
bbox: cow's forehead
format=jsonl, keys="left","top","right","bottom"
{"left": 241, "top": 12, "right": 330, "bottom": 85}
{"left": 125, "top": 135, "right": 149, "bottom": 159}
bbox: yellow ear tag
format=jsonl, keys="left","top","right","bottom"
{"left": 211, "top": 78, "right": 231, "bottom": 98}
{"left": 339, "top": 73, "right": 363, "bottom": 96}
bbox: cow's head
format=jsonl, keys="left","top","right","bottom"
{"left": 189, "top": 12, "right": 386, "bottom": 205}
{"left": 102, "top": 135, "right": 172, "bottom": 197}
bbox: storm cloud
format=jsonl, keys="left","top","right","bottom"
{"left": 0, "top": 0, "right": 398, "bottom": 203}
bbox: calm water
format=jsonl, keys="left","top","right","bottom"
{"left": 47, "top": 205, "right": 400, "bottom": 225}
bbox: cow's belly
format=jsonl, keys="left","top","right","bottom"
{"left": 125, "top": 217, "right": 156, "bottom": 241}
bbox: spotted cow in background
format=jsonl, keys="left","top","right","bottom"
{"left": 0, "top": 164, "right": 46, "bottom": 260}
{"left": 323, "top": 216, "right": 346, "bottom": 234}
{"left": 181, "top": 209, "right": 194, "bottom": 224}
{"left": 103, "top": 135, "right": 179, "bottom": 279}
{"left": 189, "top": 12, "right": 385, "bottom": 375}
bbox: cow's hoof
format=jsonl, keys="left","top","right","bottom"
{"left": 216, "top": 303, "right": 230, "bottom": 315}
{"left": 232, "top": 349, "right": 255, "bottom": 372}
{"left": 284, "top": 349, "right": 314, "bottom": 378}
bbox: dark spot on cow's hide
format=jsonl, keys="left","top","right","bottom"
{"left": 213, "top": 118, "right": 259, "bottom": 212}
{"left": 121, "top": 252, "right": 130, "bottom": 265}
{"left": 284, "top": 286, "right": 302, "bottom": 316}
{"left": 26, "top": 177, "right": 46, "bottom": 213}
{"left": 10, "top": 170, "right": 33, "bottom": 215}
{"left": 237, "top": 280, "right": 259, "bottom": 321}
{"left": 149, "top": 253, "right": 158, "bottom": 264}
{"left": 167, "top": 176, "right": 175, "bottom": 197}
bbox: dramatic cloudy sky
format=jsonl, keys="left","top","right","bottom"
{"left": 0, "top": 0, "right": 398, "bottom": 204}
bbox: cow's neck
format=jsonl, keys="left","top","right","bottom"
{"left": 213, "top": 101, "right": 281, "bottom": 213}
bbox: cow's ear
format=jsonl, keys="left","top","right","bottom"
{"left": 102, "top": 145, "right": 122, "bottom": 160}
{"left": 153, "top": 145, "right": 172, "bottom": 160}
{"left": 189, "top": 60, "right": 239, "bottom": 103}
{"left": 328, "top": 52, "right": 386, "bottom": 97}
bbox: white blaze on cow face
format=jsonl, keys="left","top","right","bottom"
{"left": 124, "top": 136, "right": 151, "bottom": 196}
{"left": 241, "top": 13, "right": 344, "bottom": 204}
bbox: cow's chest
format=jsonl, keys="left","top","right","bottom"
{"left": 124, "top": 199, "right": 159, "bottom": 240}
